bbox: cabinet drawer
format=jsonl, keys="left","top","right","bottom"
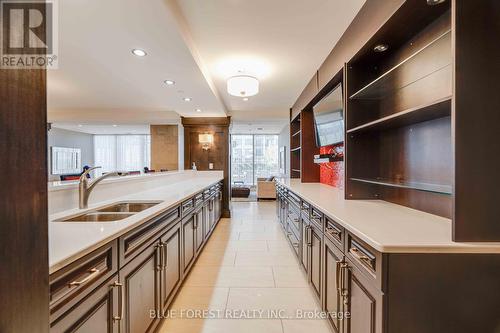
{"left": 119, "top": 206, "right": 180, "bottom": 266}
{"left": 325, "top": 216, "right": 343, "bottom": 251}
{"left": 346, "top": 233, "right": 385, "bottom": 291}
{"left": 194, "top": 193, "right": 204, "bottom": 207}
{"left": 49, "top": 240, "right": 118, "bottom": 323}
{"left": 310, "top": 207, "right": 323, "bottom": 230}
{"left": 286, "top": 225, "right": 300, "bottom": 255}
{"left": 288, "top": 191, "right": 301, "bottom": 210}
{"left": 300, "top": 200, "right": 311, "bottom": 219}
{"left": 181, "top": 198, "right": 195, "bottom": 216}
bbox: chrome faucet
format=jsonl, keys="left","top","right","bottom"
{"left": 79, "top": 166, "right": 128, "bottom": 209}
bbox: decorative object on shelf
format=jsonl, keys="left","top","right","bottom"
{"left": 318, "top": 144, "right": 344, "bottom": 188}
{"left": 198, "top": 133, "right": 214, "bottom": 150}
{"left": 227, "top": 75, "right": 259, "bottom": 97}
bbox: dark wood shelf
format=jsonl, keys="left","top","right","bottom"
{"left": 347, "top": 96, "right": 451, "bottom": 134}
{"left": 291, "top": 169, "right": 301, "bottom": 173}
{"left": 350, "top": 177, "right": 452, "bottom": 195}
{"left": 291, "top": 130, "right": 301, "bottom": 137}
{"left": 350, "top": 30, "right": 451, "bottom": 100}
{"left": 290, "top": 146, "right": 301, "bottom": 152}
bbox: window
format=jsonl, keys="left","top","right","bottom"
{"left": 94, "top": 135, "right": 150, "bottom": 175}
{"left": 231, "top": 134, "right": 279, "bottom": 186}
{"left": 51, "top": 147, "right": 81, "bottom": 175}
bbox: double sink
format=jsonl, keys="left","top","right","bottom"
{"left": 56, "top": 201, "right": 162, "bottom": 222}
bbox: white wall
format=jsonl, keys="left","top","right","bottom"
{"left": 278, "top": 123, "right": 290, "bottom": 177}
{"left": 48, "top": 128, "right": 94, "bottom": 180}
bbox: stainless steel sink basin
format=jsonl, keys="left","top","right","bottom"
{"left": 61, "top": 212, "right": 135, "bottom": 222}
{"left": 55, "top": 201, "right": 162, "bottom": 222}
{"left": 96, "top": 202, "right": 160, "bottom": 213}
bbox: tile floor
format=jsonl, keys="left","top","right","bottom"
{"left": 158, "top": 201, "right": 331, "bottom": 333}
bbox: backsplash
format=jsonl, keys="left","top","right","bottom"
{"left": 319, "top": 144, "right": 344, "bottom": 188}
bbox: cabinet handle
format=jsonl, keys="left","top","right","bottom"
{"left": 156, "top": 243, "right": 163, "bottom": 271}
{"left": 69, "top": 267, "right": 100, "bottom": 286}
{"left": 112, "top": 281, "right": 124, "bottom": 321}
{"left": 349, "top": 247, "right": 374, "bottom": 267}
{"left": 326, "top": 225, "right": 341, "bottom": 238}
{"left": 162, "top": 242, "right": 168, "bottom": 269}
{"left": 336, "top": 262, "right": 349, "bottom": 305}
{"left": 307, "top": 226, "right": 312, "bottom": 246}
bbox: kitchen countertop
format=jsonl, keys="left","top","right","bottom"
{"left": 49, "top": 175, "right": 223, "bottom": 274}
{"left": 276, "top": 178, "right": 500, "bottom": 253}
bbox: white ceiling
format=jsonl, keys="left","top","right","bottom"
{"left": 175, "top": 0, "right": 366, "bottom": 118}
{"left": 47, "top": 0, "right": 365, "bottom": 128}
{"left": 52, "top": 123, "right": 151, "bottom": 135}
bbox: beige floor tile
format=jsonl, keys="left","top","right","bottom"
{"left": 267, "top": 240, "right": 293, "bottom": 251}
{"left": 203, "top": 240, "right": 268, "bottom": 252}
{"left": 195, "top": 250, "right": 236, "bottom": 266}
{"left": 234, "top": 250, "right": 297, "bottom": 266}
{"left": 282, "top": 319, "right": 332, "bottom": 333}
{"left": 238, "top": 230, "right": 287, "bottom": 241}
{"left": 158, "top": 318, "right": 283, "bottom": 333}
{"left": 226, "top": 287, "right": 320, "bottom": 318}
{"left": 272, "top": 265, "right": 310, "bottom": 287}
{"left": 184, "top": 266, "right": 275, "bottom": 287}
{"left": 170, "top": 287, "right": 229, "bottom": 311}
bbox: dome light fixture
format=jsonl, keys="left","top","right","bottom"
{"left": 227, "top": 75, "right": 259, "bottom": 97}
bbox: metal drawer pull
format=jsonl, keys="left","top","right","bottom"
{"left": 336, "top": 260, "right": 342, "bottom": 293}
{"left": 326, "top": 225, "right": 341, "bottom": 236}
{"left": 69, "top": 267, "right": 100, "bottom": 286}
{"left": 156, "top": 243, "right": 164, "bottom": 271}
{"left": 112, "top": 281, "right": 124, "bottom": 321}
{"left": 349, "top": 247, "right": 374, "bottom": 266}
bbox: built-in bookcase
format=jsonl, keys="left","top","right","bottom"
{"left": 345, "top": 2, "right": 452, "bottom": 218}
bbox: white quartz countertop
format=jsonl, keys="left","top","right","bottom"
{"left": 49, "top": 175, "right": 223, "bottom": 274}
{"left": 276, "top": 179, "right": 500, "bottom": 253}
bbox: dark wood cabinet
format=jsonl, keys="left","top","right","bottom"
{"left": 344, "top": 259, "right": 384, "bottom": 333}
{"left": 324, "top": 238, "right": 344, "bottom": 333}
{"left": 119, "top": 239, "right": 162, "bottom": 333}
{"left": 309, "top": 223, "right": 322, "bottom": 298}
{"left": 50, "top": 276, "right": 120, "bottom": 333}
{"left": 182, "top": 213, "right": 196, "bottom": 272}
{"left": 159, "top": 223, "right": 181, "bottom": 311}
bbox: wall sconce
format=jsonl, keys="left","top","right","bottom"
{"left": 199, "top": 133, "right": 214, "bottom": 151}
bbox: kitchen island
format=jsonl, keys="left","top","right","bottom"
{"left": 48, "top": 170, "right": 224, "bottom": 332}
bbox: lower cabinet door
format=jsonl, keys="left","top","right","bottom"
{"left": 183, "top": 214, "right": 195, "bottom": 272}
{"left": 310, "top": 224, "right": 322, "bottom": 298}
{"left": 160, "top": 223, "right": 181, "bottom": 310}
{"left": 120, "top": 241, "right": 161, "bottom": 333}
{"left": 194, "top": 208, "right": 204, "bottom": 253}
{"left": 209, "top": 198, "right": 216, "bottom": 229}
{"left": 50, "top": 276, "right": 120, "bottom": 333}
{"left": 345, "top": 261, "right": 384, "bottom": 333}
{"left": 324, "top": 238, "right": 344, "bottom": 333}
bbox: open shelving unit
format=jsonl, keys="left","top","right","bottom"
{"left": 345, "top": 1, "right": 453, "bottom": 218}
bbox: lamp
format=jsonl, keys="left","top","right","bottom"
{"left": 227, "top": 75, "right": 259, "bottom": 97}
{"left": 199, "top": 133, "right": 214, "bottom": 150}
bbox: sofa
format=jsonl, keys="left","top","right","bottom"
{"left": 257, "top": 177, "right": 276, "bottom": 200}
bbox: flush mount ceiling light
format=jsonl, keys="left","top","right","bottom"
{"left": 112, "top": 124, "right": 118, "bottom": 127}
{"left": 243, "top": 97, "right": 249, "bottom": 101}
{"left": 427, "top": 0, "right": 446, "bottom": 5}
{"left": 373, "top": 44, "right": 389, "bottom": 52}
{"left": 195, "top": 108, "right": 202, "bottom": 113}
{"left": 164, "top": 80, "right": 175, "bottom": 85}
{"left": 183, "top": 97, "right": 192, "bottom": 102}
{"left": 131, "top": 49, "right": 147, "bottom": 57}
{"left": 227, "top": 75, "right": 259, "bottom": 97}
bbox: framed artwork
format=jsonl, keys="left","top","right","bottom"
{"left": 51, "top": 146, "right": 82, "bottom": 175}
{"left": 279, "top": 146, "right": 286, "bottom": 175}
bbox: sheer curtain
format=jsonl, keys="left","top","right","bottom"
{"left": 94, "top": 135, "right": 150, "bottom": 175}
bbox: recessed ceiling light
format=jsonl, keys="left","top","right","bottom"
{"left": 131, "top": 49, "right": 147, "bottom": 57}
{"left": 112, "top": 124, "right": 118, "bottom": 127}
{"left": 183, "top": 97, "right": 192, "bottom": 102}
{"left": 427, "top": 0, "right": 446, "bottom": 5}
{"left": 373, "top": 44, "right": 388, "bottom": 52}
{"left": 195, "top": 108, "right": 202, "bottom": 113}
{"left": 77, "top": 124, "right": 83, "bottom": 127}
{"left": 243, "top": 97, "right": 249, "bottom": 101}
{"left": 164, "top": 80, "right": 175, "bottom": 85}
